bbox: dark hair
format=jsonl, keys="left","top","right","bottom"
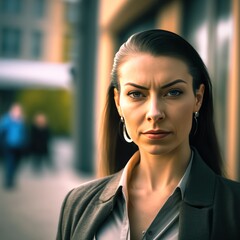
{"left": 99, "top": 29, "right": 223, "bottom": 177}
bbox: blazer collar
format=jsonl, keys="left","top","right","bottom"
{"left": 97, "top": 148, "right": 217, "bottom": 240}
{"left": 99, "top": 151, "right": 140, "bottom": 203}
{"left": 183, "top": 148, "right": 216, "bottom": 207}
{"left": 179, "top": 148, "right": 217, "bottom": 240}
{"left": 99, "top": 148, "right": 217, "bottom": 206}
{"left": 99, "top": 170, "right": 123, "bottom": 202}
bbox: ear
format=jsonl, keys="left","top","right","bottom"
{"left": 194, "top": 84, "right": 205, "bottom": 112}
{"left": 114, "top": 88, "right": 122, "bottom": 116}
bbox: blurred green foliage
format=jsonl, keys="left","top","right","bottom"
{"left": 16, "top": 89, "right": 73, "bottom": 136}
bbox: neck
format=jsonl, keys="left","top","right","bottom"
{"left": 130, "top": 147, "right": 191, "bottom": 192}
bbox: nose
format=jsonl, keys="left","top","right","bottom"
{"left": 146, "top": 97, "right": 165, "bottom": 122}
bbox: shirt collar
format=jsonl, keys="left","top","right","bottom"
{"left": 177, "top": 151, "right": 193, "bottom": 198}
{"left": 119, "top": 150, "right": 194, "bottom": 200}
{"left": 119, "top": 151, "right": 140, "bottom": 201}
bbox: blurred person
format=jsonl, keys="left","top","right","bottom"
{"left": 29, "top": 113, "right": 52, "bottom": 173}
{"left": 57, "top": 30, "right": 240, "bottom": 239}
{"left": 0, "top": 103, "right": 27, "bottom": 189}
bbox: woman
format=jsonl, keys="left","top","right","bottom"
{"left": 57, "top": 30, "right": 240, "bottom": 240}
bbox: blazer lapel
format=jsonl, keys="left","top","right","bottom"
{"left": 71, "top": 199, "right": 114, "bottom": 240}
{"left": 179, "top": 203, "right": 212, "bottom": 240}
{"left": 179, "top": 149, "right": 216, "bottom": 240}
{"left": 72, "top": 171, "right": 123, "bottom": 240}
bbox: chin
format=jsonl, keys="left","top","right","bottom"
{"left": 141, "top": 142, "right": 185, "bottom": 156}
{"left": 142, "top": 145, "right": 171, "bottom": 156}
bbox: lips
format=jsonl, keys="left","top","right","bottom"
{"left": 142, "top": 129, "right": 171, "bottom": 140}
{"left": 143, "top": 129, "right": 170, "bottom": 134}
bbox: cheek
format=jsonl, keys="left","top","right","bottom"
{"left": 119, "top": 98, "right": 144, "bottom": 133}
{"left": 121, "top": 102, "right": 143, "bottom": 123}
{"left": 172, "top": 103, "right": 194, "bottom": 131}
{"left": 119, "top": 95, "right": 140, "bottom": 117}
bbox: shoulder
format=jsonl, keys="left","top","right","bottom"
{"left": 213, "top": 175, "right": 240, "bottom": 214}
{"left": 57, "top": 172, "right": 122, "bottom": 238}
{"left": 0, "top": 115, "right": 9, "bottom": 124}
{"left": 67, "top": 174, "right": 117, "bottom": 202}
{"left": 61, "top": 171, "right": 122, "bottom": 213}
{"left": 187, "top": 149, "right": 240, "bottom": 204}
{"left": 0, "top": 115, "right": 10, "bottom": 130}
{"left": 215, "top": 175, "right": 240, "bottom": 197}
{"left": 213, "top": 176, "right": 240, "bottom": 233}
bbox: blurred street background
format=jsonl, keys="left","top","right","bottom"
{"left": 0, "top": 0, "right": 240, "bottom": 239}
{"left": 0, "top": 137, "right": 92, "bottom": 240}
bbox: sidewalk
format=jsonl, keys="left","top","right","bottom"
{"left": 0, "top": 138, "right": 94, "bottom": 240}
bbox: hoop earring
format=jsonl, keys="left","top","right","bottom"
{"left": 193, "top": 111, "right": 199, "bottom": 135}
{"left": 121, "top": 117, "right": 133, "bottom": 143}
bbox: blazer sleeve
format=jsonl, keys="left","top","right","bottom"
{"left": 56, "top": 189, "right": 75, "bottom": 240}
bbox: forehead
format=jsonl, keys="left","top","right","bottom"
{"left": 118, "top": 54, "right": 191, "bottom": 83}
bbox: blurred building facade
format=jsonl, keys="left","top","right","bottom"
{"left": 0, "top": 0, "right": 71, "bottom": 61}
{"left": 0, "top": 0, "right": 74, "bottom": 127}
{"left": 1, "top": 0, "right": 239, "bottom": 180}
{"left": 89, "top": 0, "right": 240, "bottom": 180}
{"left": 0, "top": 0, "right": 74, "bottom": 136}
{"left": 0, "top": 0, "right": 75, "bottom": 92}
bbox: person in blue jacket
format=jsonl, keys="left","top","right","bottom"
{"left": 0, "top": 103, "right": 27, "bottom": 189}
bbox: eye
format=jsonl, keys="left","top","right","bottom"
{"left": 127, "top": 91, "right": 145, "bottom": 99}
{"left": 166, "top": 89, "right": 183, "bottom": 97}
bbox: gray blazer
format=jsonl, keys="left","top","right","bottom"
{"left": 57, "top": 149, "right": 240, "bottom": 240}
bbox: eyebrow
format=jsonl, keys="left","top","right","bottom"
{"left": 124, "top": 79, "right": 187, "bottom": 90}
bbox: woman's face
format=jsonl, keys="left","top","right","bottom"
{"left": 114, "top": 54, "right": 204, "bottom": 156}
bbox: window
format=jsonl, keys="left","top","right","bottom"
{"left": 33, "top": 0, "right": 46, "bottom": 18}
{"left": 65, "top": 2, "right": 78, "bottom": 23}
{"left": 31, "top": 31, "right": 43, "bottom": 59}
{"left": 0, "top": 0, "right": 22, "bottom": 14}
{"left": 0, "top": 27, "right": 22, "bottom": 57}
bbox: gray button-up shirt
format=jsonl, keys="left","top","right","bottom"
{"left": 96, "top": 151, "right": 193, "bottom": 240}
